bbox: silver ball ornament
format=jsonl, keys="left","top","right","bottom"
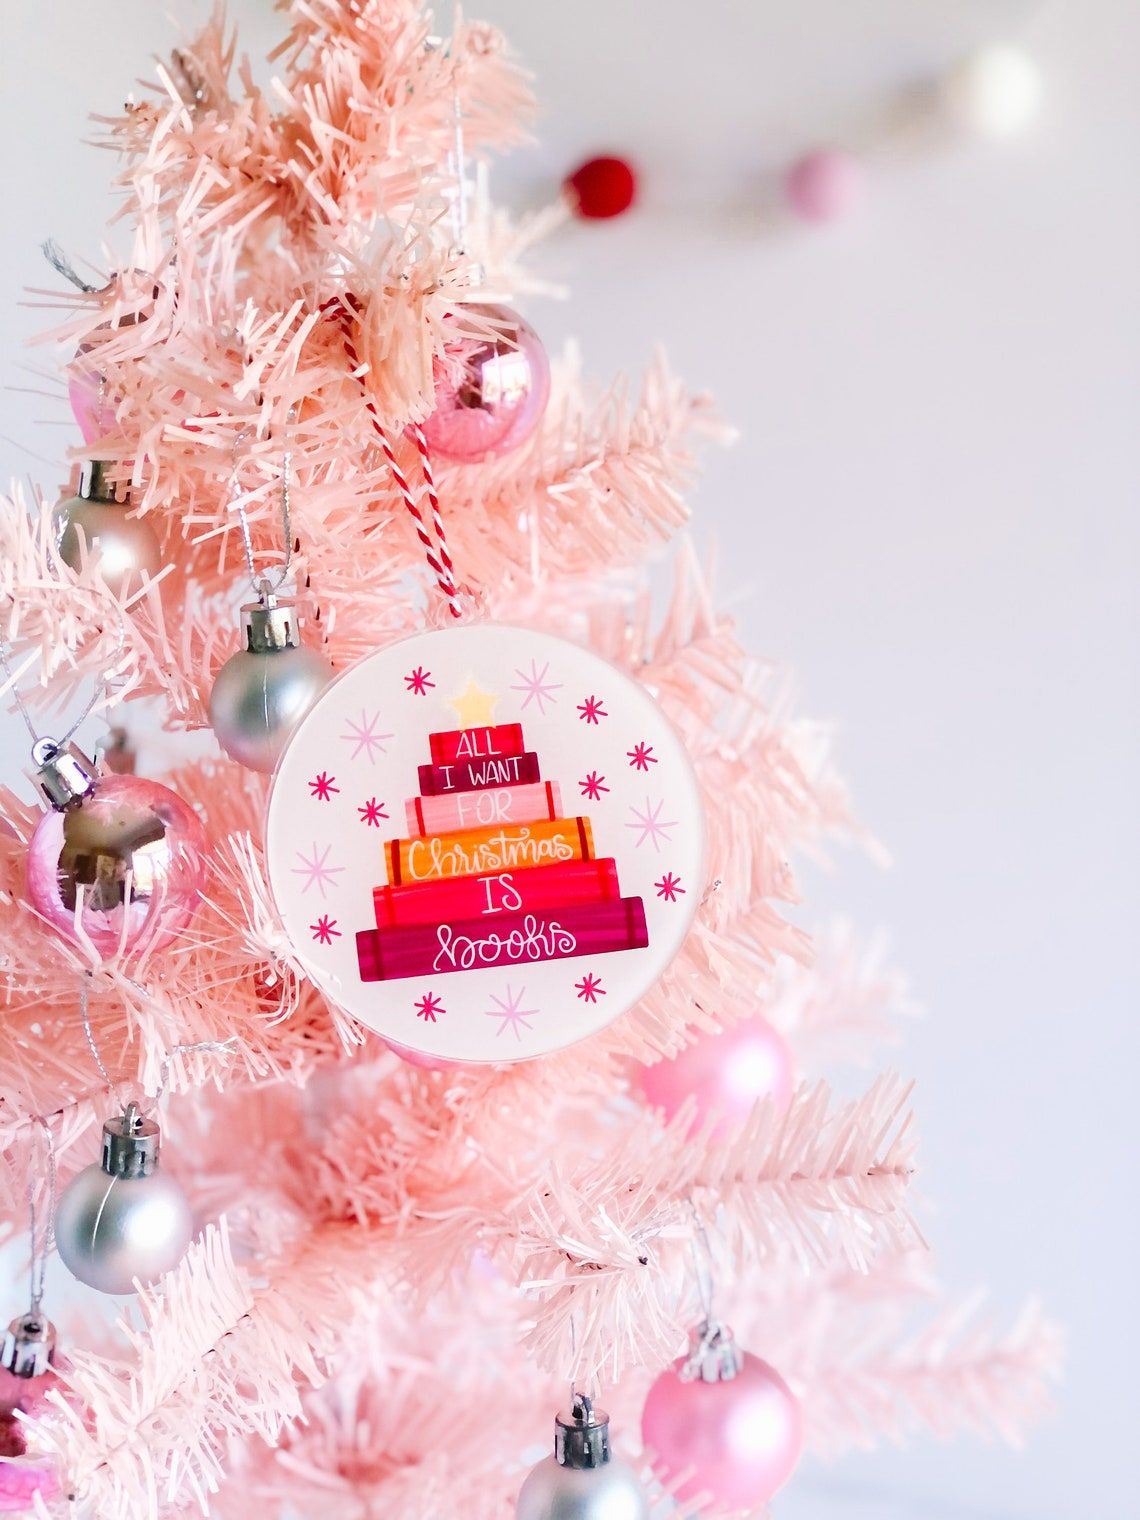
{"left": 516, "top": 1398, "right": 649, "bottom": 1520}
{"left": 54, "top": 461, "right": 161, "bottom": 598}
{"left": 54, "top": 1110, "right": 193, "bottom": 1296}
{"left": 209, "top": 596, "right": 333, "bottom": 773}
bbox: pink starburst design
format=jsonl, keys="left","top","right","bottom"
{"left": 626, "top": 797, "right": 678, "bottom": 853}
{"left": 484, "top": 984, "right": 538, "bottom": 1040}
{"left": 341, "top": 710, "right": 393, "bottom": 763}
{"left": 308, "top": 770, "right": 339, "bottom": 801}
{"left": 405, "top": 666, "right": 435, "bottom": 696}
{"left": 358, "top": 797, "right": 388, "bottom": 827}
{"left": 575, "top": 972, "right": 605, "bottom": 1004}
{"left": 510, "top": 659, "right": 562, "bottom": 714}
{"left": 415, "top": 991, "right": 444, "bottom": 1023}
{"left": 654, "top": 872, "right": 685, "bottom": 902}
{"left": 310, "top": 914, "right": 341, "bottom": 945}
{"left": 627, "top": 741, "right": 657, "bottom": 772}
{"left": 292, "top": 843, "right": 345, "bottom": 898}
{"left": 577, "top": 694, "right": 608, "bottom": 724}
{"left": 579, "top": 770, "right": 609, "bottom": 802}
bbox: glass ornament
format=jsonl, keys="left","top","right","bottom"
{"left": 420, "top": 304, "right": 550, "bottom": 462}
{"left": 25, "top": 742, "right": 207, "bottom": 956}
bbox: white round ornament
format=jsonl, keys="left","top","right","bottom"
{"left": 266, "top": 624, "right": 705, "bottom": 1062}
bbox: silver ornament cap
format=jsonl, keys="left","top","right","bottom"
{"left": 31, "top": 738, "right": 98, "bottom": 812}
{"left": 1, "top": 1311, "right": 55, "bottom": 1379}
{"left": 78, "top": 459, "right": 124, "bottom": 505}
{"left": 515, "top": 1398, "right": 650, "bottom": 1520}
{"left": 101, "top": 1107, "right": 160, "bottom": 1178}
{"left": 678, "top": 1319, "right": 745, "bottom": 1384}
{"left": 556, "top": 1395, "right": 612, "bottom": 1468}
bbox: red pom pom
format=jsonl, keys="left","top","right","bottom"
{"left": 564, "top": 155, "right": 637, "bottom": 220}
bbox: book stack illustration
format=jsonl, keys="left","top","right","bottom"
{"left": 355, "top": 718, "right": 649, "bottom": 982}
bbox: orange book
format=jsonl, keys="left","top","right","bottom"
{"left": 384, "top": 816, "right": 595, "bottom": 886}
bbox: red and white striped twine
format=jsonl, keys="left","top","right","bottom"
{"left": 324, "top": 295, "right": 462, "bottom": 620}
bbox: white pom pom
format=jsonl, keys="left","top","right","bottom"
{"left": 941, "top": 43, "right": 1043, "bottom": 138}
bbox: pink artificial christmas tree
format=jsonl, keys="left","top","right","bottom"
{"left": 0, "top": 3, "right": 1059, "bottom": 1516}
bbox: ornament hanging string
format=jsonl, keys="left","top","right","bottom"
{"left": 0, "top": 617, "right": 126, "bottom": 763}
{"left": 322, "top": 294, "right": 463, "bottom": 620}
{"left": 26, "top": 1118, "right": 57, "bottom": 1318}
{"left": 228, "top": 415, "right": 295, "bottom": 602}
{"left": 40, "top": 239, "right": 99, "bottom": 295}
{"left": 79, "top": 970, "right": 238, "bottom": 1118}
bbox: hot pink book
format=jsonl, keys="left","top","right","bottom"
{"left": 405, "top": 780, "right": 562, "bottom": 836}
{"left": 356, "top": 896, "right": 648, "bottom": 982}
{"left": 373, "top": 857, "right": 622, "bottom": 929}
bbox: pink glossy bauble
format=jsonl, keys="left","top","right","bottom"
{"left": 785, "top": 148, "right": 864, "bottom": 222}
{"left": 420, "top": 303, "right": 550, "bottom": 462}
{"left": 641, "top": 1352, "right": 803, "bottom": 1510}
{"left": 0, "top": 1366, "right": 65, "bottom": 1513}
{"left": 26, "top": 775, "right": 208, "bottom": 955}
{"left": 634, "top": 1015, "right": 793, "bottom": 1133}
{"left": 0, "top": 1421, "right": 58, "bottom": 1512}
{"left": 67, "top": 367, "right": 117, "bottom": 445}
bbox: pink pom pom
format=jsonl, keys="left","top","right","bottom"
{"left": 784, "top": 148, "right": 864, "bottom": 222}
{"left": 641, "top": 1350, "right": 803, "bottom": 1509}
{"left": 633, "top": 1015, "right": 793, "bottom": 1133}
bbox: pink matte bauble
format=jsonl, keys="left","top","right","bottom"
{"left": 382, "top": 1037, "right": 455, "bottom": 1071}
{"left": 420, "top": 304, "right": 550, "bottom": 462}
{"left": 641, "top": 1352, "right": 803, "bottom": 1509}
{"left": 785, "top": 149, "right": 864, "bottom": 222}
{"left": 634, "top": 1016, "right": 793, "bottom": 1132}
{"left": 26, "top": 775, "right": 208, "bottom": 955}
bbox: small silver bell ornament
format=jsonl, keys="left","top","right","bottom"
{"left": 54, "top": 459, "right": 162, "bottom": 598}
{"left": 208, "top": 590, "right": 333, "bottom": 773}
{"left": 515, "top": 1396, "right": 650, "bottom": 1520}
{"left": 54, "top": 1104, "right": 193, "bottom": 1295}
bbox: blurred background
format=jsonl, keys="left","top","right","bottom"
{"left": 1, "top": 3, "right": 1137, "bottom": 1517}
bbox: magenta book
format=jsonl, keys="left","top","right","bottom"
{"left": 356, "top": 897, "right": 649, "bottom": 982}
{"left": 418, "top": 751, "right": 542, "bottom": 795}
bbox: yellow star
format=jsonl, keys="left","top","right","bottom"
{"left": 447, "top": 679, "right": 499, "bottom": 728}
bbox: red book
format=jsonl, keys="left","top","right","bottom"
{"left": 429, "top": 723, "right": 524, "bottom": 767}
{"left": 374, "top": 857, "right": 622, "bottom": 929}
{"left": 406, "top": 781, "right": 561, "bottom": 837}
{"left": 385, "top": 817, "right": 595, "bottom": 886}
{"left": 356, "top": 896, "right": 648, "bottom": 982}
{"left": 418, "top": 751, "right": 541, "bottom": 795}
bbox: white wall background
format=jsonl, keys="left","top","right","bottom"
{"left": 2, "top": 4, "right": 1137, "bottom": 1518}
